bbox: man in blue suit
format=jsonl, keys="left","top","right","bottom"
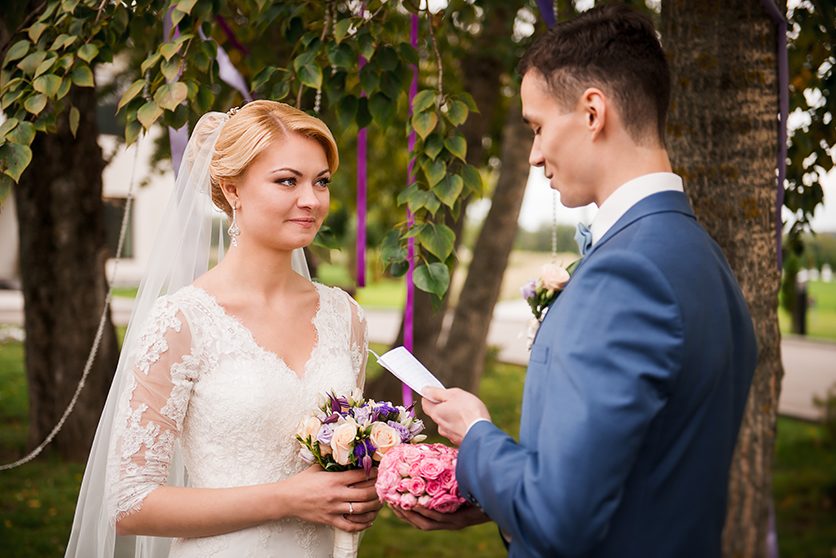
{"left": 397, "top": 4, "right": 757, "bottom": 557}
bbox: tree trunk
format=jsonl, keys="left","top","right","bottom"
{"left": 14, "top": 84, "right": 120, "bottom": 462}
{"left": 661, "top": 2, "right": 784, "bottom": 556}
{"left": 435, "top": 101, "right": 531, "bottom": 392}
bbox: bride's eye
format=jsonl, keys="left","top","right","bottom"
{"left": 276, "top": 177, "right": 296, "bottom": 186}
{"left": 315, "top": 177, "right": 331, "bottom": 188}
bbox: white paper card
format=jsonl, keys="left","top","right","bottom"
{"left": 369, "top": 346, "right": 445, "bottom": 401}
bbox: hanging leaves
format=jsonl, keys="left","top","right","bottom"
{"left": 0, "top": 0, "right": 479, "bottom": 302}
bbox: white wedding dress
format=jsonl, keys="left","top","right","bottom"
{"left": 106, "top": 282, "right": 368, "bottom": 558}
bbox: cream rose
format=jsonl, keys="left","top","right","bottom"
{"left": 296, "top": 416, "right": 322, "bottom": 441}
{"left": 331, "top": 419, "right": 358, "bottom": 465}
{"left": 369, "top": 422, "right": 401, "bottom": 460}
{"left": 540, "top": 263, "right": 570, "bottom": 291}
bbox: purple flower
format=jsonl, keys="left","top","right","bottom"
{"left": 328, "top": 391, "right": 349, "bottom": 414}
{"left": 388, "top": 420, "right": 412, "bottom": 442}
{"left": 316, "top": 423, "right": 334, "bottom": 446}
{"left": 352, "top": 405, "right": 373, "bottom": 425}
{"left": 408, "top": 419, "right": 425, "bottom": 437}
{"left": 300, "top": 447, "right": 316, "bottom": 464}
{"left": 520, "top": 279, "right": 537, "bottom": 300}
{"left": 353, "top": 438, "right": 376, "bottom": 462}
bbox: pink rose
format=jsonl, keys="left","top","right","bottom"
{"left": 395, "top": 459, "right": 412, "bottom": 477}
{"left": 398, "top": 493, "right": 418, "bottom": 510}
{"left": 425, "top": 479, "right": 444, "bottom": 497}
{"left": 397, "top": 478, "right": 413, "bottom": 493}
{"left": 417, "top": 457, "right": 445, "bottom": 480}
{"left": 428, "top": 493, "right": 464, "bottom": 514}
{"left": 400, "top": 445, "right": 422, "bottom": 463}
{"left": 405, "top": 477, "right": 427, "bottom": 497}
{"left": 539, "top": 263, "right": 570, "bottom": 292}
{"left": 418, "top": 494, "right": 432, "bottom": 507}
{"left": 438, "top": 468, "right": 456, "bottom": 491}
{"left": 409, "top": 462, "right": 423, "bottom": 478}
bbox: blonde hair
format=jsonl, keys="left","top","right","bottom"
{"left": 194, "top": 101, "right": 339, "bottom": 218}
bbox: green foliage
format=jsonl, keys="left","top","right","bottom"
{"left": 0, "top": 0, "right": 482, "bottom": 303}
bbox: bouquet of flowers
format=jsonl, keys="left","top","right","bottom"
{"left": 375, "top": 443, "right": 467, "bottom": 514}
{"left": 295, "top": 388, "right": 426, "bottom": 558}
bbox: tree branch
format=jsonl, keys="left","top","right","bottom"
{"left": 0, "top": 1, "right": 47, "bottom": 57}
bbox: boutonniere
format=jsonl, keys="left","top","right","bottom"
{"left": 520, "top": 260, "right": 580, "bottom": 349}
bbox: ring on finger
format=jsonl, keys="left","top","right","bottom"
{"left": 349, "top": 502, "right": 354, "bottom": 515}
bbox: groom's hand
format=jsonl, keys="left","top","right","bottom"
{"left": 390, "top": 503, "right": 491, "bottom": 531}
{"left": 422, "top": 387, "right": 491, "bottom": 446}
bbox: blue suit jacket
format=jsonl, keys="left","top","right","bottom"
{"left": 457, "top": 191, "right": 757, "bottom": 558}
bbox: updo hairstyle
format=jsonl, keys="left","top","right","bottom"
{"left": 192, "top": 100, "right": 339, "bottom": 219}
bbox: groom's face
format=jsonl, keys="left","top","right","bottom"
{"left": 521, "top": 71, "right": 596, "bottom": 208}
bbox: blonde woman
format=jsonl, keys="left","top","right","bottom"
{"left": 66, "top": 101, "right": 381, "bottom": 558}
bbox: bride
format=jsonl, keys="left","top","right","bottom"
{"left": 65, "top": 101, "right": 382, "bottom": 558}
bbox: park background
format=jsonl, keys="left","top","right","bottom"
{"left": 1, "top": 0, "right": 836, "bottom": 557}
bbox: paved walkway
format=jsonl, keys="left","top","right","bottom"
{"left": 1, "top": 291, "right": 834, "bottom": 421}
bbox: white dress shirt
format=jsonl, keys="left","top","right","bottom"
{"left": 589, "top": 172, "right": 684, "bottom": 246}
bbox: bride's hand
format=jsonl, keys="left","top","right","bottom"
{"left": 282, "top": 465, "right": 383, "bottom": 532}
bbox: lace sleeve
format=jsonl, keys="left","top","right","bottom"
{"left": 106, "top": 298, "right": 200, "bottom": 523}
{"left": 347, "top": 296, "right": 369, "bottom": 389}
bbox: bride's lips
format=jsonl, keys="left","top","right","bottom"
{"left": 288, "top": 218, "right": 316, "bottom": 228}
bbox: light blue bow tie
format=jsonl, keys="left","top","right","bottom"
{"left": 575, "top": 223, "right": 593, "bottom": 256}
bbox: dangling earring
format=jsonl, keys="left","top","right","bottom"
{"left": 228, "top": 202, "right": 241, "bottom": 247}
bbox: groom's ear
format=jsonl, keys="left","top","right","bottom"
{"left": 580, "top": 88, "right": 607, "bottom": 142}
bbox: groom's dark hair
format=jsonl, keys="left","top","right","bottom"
{"left": 518, "top": 3, "right": 671, "bottom": 147}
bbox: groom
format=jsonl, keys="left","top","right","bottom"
{"left": 404, "top": 4, "right": 758, "bottom": 557}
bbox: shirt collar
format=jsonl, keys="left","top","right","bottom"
{"left": 589, "top": 172, "right": 684, "bottom": 245}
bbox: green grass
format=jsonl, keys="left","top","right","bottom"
{"left": 779, "top": 281, "right": 836, "bottom": 340}
{"left": 773, "top": 417, "right": 836, "bottom": 557}
{"left": 1, "top": 340, "right": 835, "bottom": 556}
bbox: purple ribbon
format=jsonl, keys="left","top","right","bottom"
{"left": 357, "top": 3, "right": 368, "bottom": 287}
{"left": 403, "top": 14, "right": 419, "bottom": 408}
{"left": 535, "top": 0, "right": 556, "bottom": 28}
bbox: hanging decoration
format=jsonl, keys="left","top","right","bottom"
{"left": 357, "top": 3, "right": 369, "bottom": 287}
{"left": 403, "top": 13, "right": 419, "bottom": 408}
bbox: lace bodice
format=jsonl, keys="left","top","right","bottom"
{"left": 106, "top": 283, "right": 368, "bottom": 558}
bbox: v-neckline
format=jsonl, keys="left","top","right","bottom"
{"left": 187, "top": 284, "right": 323, "bottom": 381}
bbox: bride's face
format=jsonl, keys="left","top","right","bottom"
{"left": 233, "top": 134, "right": 331, "bottom": 252}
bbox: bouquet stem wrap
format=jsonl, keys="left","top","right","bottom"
{"left": 333, "top": 527, "right": 360, "bottom": 558}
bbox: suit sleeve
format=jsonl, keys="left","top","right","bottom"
{"left": 457, "top": 250, "right": 684, "bottom": 557}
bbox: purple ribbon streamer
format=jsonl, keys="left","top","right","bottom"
{"left": 757, "top": 0, "right": 788, "bottom": 269}
{"left": 535, "top": 0, "right": 556, "bottom": 28}
{"left": 357, "top": 125, "right": 367, "bottom": 287}
{"left": 403, "top": 14, "right": 419, "bottom": 408}
{"left": 357, "top": 4, "right": 368, "bottom": 288}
